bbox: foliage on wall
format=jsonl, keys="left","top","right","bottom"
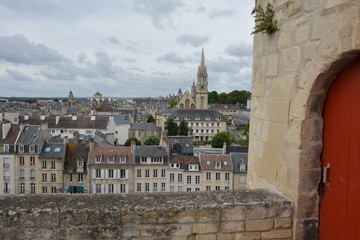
{"left": 251, "top": 3, "right": 279, "bottom": 35}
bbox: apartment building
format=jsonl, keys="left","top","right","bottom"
{"left": 134, "top": 145, "right": 168, "bottom": 193}
{"left": 230, "top": 152, "right": 248, "bottom": 189}
{"left": 128, "top": 123, "right": 161, "bottom": 143}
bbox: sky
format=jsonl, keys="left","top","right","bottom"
{"left": 0, "top": 0, "right": 255, "bottom": 98}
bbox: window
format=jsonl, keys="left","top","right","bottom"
{"left": 206, "top": 172, "right": 211, "bottom": 181}
{"left": 161, "top": 169, "right": 166, "bottom": 178}
{"left": 120, "top": 169, "right": 126, "bottom": 179}
{"left": 3, "top": 170, "right": 9, "bottom": 180}
{"left": 137, "top": 169, "right": 141, "bottom": 178}
{"left": 19, "top": 145, "right": 24, "bottom": 153}
{"left": 153, "top": 169, "right": 158, "bottom": 178}
{"left": 187, "top": 175, "right": 192, "bottom": 184}
{"left": 178, "top": 186, "right": 183, "bottom": 192}
{"left": 19, "top": 169, "right": 25, "bottom": 179}
{"left": 4, "top": 145, "right": 9, "bottom": 152}
{"left": 216, "top": 172, "right": 220, "bottom": 181}
{"left": 20, "top": 183, "right": 25, "bottom": 193}
{"left": 141, "top": 157, "right": 147, "bottom": 163}
{"left": 216, "top": 186, "right": 220, "bottom": 190}
{"left": 171, "top": 163, "right": 180, "bottom": 168}
{"left": 178, "top": 174, "right": 182, "bottom": 183}
{"left": 29, "top": 145, "right": 35, "bottom": 153}
{"left": 170, "top": 173, "right": 174, "bottom": 182}
{"left": 206, "top": 160, "right": 210, "bottom": 166}
{"left": 108, "top": 169, "right": 114, "bottom": 179}
{"left": 54, "top": 147, "right": 61, "bottom": 152}
{"left": 145, "top": 183, "right": 150, "bottom": 192}
{"left": 51, "top": 187, "right": 57, "bottom": 193}
{"left": 30, "top": 183, "right": 36, "bottom": 193}
{"left": 77, "top": 161, "right": 83, "bottom": 168}
{"left": 224, "top": 161, "right": 228, "bottom": 166}
{"left": 120, "top": 184, "right": 126, "bottom": 193}
{"left": 145, "top": 169, "right": 150, "bottom": 178}
{"left": 42, "top": 173, "right": 47, "bottom": 182}
{"left": 78, "top": 173, "right": 83, "bottom": 183}
{"left": 151, "top": 157, "right": 163, "bottom": 163}
{"left": 108, "top": 184, "right": 114, "bottom": 193}
{"left": 195, "top": 175, "right": 200, "bottom": 184}
{"left": 42, "top": 186, "right": 47, "bottom": 193}
{"left": 153, "top": 183, "right": 158, "bottom": 192}
{"left": 30, "top": 169, "right": 35, "bottom": 179}
{"left": 51, "top": 161, "right": 56, "bottom": 169}
{"left": 216, "top": 162, "right": 221, "bottom": 169}
{"left": 42, "top": 160, "right": 47, "bottom": 169}
{"left": 170, "top": 186, "right": 174, "bottom": 192}
{"left": 108, "top": 156, "right": 114, "bottom": 163}
{"left": 161, "top": 183, "right": 166, "bottom": 192}
{"left": 30, "top": 157, "right": 35, "bottom": 166}
{"left": 225, "top": 173, "right": 230, "bottom": 182}
{"left": 137, "top": 183, "right": 141, "bottom": 192}
{"left": 120, "top": 156, "right": 126, "bottom": 163}
{"left": 2, "top": 157, "right": 9, "bottom": 168}
{"left": 96, "top": 184, "right": 101, "bottom": 193}
{"left": 187, "top": 188, "right": 191, "bottom": 192}
{"left": 206, "top": 186, "right": 211, "bottom": 191}
{"left": 96, "top": 156, "right": 102, "bottom": 163}
{"left": 19, "top": 157, "right": 24, "bottom": 166}
{"left": 195, "top": 188, "right": 200, "bottom": 192}
{"left": 51, "top": 174, "right": 56, "bottom": 182}
{"left": 225, "top": 186, "right": 229, "bottom": 190}
{"left": 189, "top": 165, "right": 198, "bottom": 171}
{"left": 70, "top": 173, "right": 73, "bottom": 182}
{"left": 240, "top": 164, "right": 246, "bottom": 172}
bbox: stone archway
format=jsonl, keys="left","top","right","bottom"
{"left": 297, "top": 50, "right": 360, "bottom": 239}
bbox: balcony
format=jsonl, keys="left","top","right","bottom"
{"left": 0, "top": 189, "right": 292, "bottom": 239}
{"left": 3, "top": 163, "right": 9, "bottom": 168}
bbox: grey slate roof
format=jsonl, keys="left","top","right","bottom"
{"left": 113, "top": 114, "right": 131, "bottom": 125}
{"left": 130, "top": 123, "right": 159, "bottom": 131}
{"left": 134, "top": 114, "right": 149, "bottom": 121}
{"left": 226, "top": 146, "right": 248, "bottom": 154}
{"left": 232, "top": 114, "right": 250, "bottom": 125}
{"left": 230, "top": 152, "right": 248, "bottom": 173}
{"left": 134, "top": 145, "right": 168, "bottom": 165}
{"left": 164, "top": 136, "right": 194, "bottom": 155}
{"left": 169, "top": 110, "right": 226, "bottom": 121}
{"left": 39, "top": 139, "right": 66, "bottom": 159}
{"left": 17, "top": 125, "right": 43, "bottom": 145}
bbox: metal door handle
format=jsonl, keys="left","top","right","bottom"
{"left": 323, "top": 163, "right": 331, "bottom": 187}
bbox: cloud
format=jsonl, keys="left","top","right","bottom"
{"left": 133, "top": 0, "right": 183, "bottom": 29}
{"left": 209, "top": 9, "right": 237, "bottom": 19}
{"left": 107, "top": 37, "right": 120, "bottom": 44}
{"left": 176, "top": 34, "right": 209, "bottom": 47}
{"left": 157, "top": 52, "right": 189, "bottom": 64}
{"left": 225, "top": 42, "right": 253, "bottom": 57}
{"left": 6, "top": 69, "right": 34, "bottom": 81}
{"left": 78, "top": 53, "right": 87, "bottom": 64}
{"left": 0, "top": 34, "right": 71, "bottom": 65}
{"left": 209, "top": 57, "right": 252, "bottom": 74}
{"left": 123, "top": 57, "right": 137, "bottom": 63}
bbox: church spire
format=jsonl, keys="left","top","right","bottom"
{"left": 200, "top": 47, "right": 205, "bottom": 68}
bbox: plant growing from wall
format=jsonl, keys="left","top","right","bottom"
{"left": 251, "top": 3, "right": 279, "bottom": 35}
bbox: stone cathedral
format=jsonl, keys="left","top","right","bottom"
{"left": 177, "top": 49, "right": 208, "bottom": 110}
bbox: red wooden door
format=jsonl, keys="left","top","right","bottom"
{"left": 320, "top": 57, "right": 360, "bottom": 239}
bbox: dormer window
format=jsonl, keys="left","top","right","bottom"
{"left": 216, "top": 117, "right": 221, "bottom": 121}
{"left": 189, "top": 164, "right": 198, "bottom": 171}
{"left": 184, "top": 117, "right": 190, "bottom": 120}
{"left": 240, "top": 164, "right": 246, "bottom": 171}
{"left": 224, "top": 161, "right": 228, "bottom": 166}
{"left": 96, "top": 156, "right": 102, "bottom": 163}
{"left": 194, "top": 117, "right": 200, "bottom": 120}
{"left": 120, "top": 156, "right": 126, "bottom": 163}
{"left": 29, "top": 145, "right": 35, "bottom": 153}
{"left": 206, "top": 160, "right": 210, "bottom": 166}
{"left": 205, "top": 117, "right": 211, "bottom": 121}
{"left": 108, "top": 156, "right": 114, "bottom": 163}
{"left": 173, "top": 117, "right": 179, "bottom": 120}
{"left": 215, "top": 162, "right": 221, "bottom": 169}
{"left": 171, "top": 163, "right": 180, "bottom": 169}
{"left": 78, "top": 161, "right": 83, "bottom": 168}
{"left": 19, "top": 145, "right": 24, "bottom": 153}
{"left": 4, "top": 145, "right": 9, "bottom": 152}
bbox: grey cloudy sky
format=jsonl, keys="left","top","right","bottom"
{"left": 0, "top": 0, "right": 255, "bottom": 98}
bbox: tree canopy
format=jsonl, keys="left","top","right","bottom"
{"left": 124, "top": 137, "right": 142, "bottom": 146}
{"left": 143, "top": 135, "right": 160, "bottom": 145}
{"left": 178, "top": 121, "right": 190, "bottom": 136}
{"left": 211, "top": 131, "right": 235, "bottom": 148}
{"left": 208, "top": 90, "right": 251, "bottom": 104}
{"left": 165, "top": 118, "right": 179, "bottom": 136}
{"left": 146, "top": 115, "right": 155, "bottom": 123}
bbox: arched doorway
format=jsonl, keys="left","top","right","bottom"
{"left": 319, "top": 57, "right": 360, "bottom": 239}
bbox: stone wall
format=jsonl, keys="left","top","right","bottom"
{"left": 0, "top": 189, "right": 292, "bottom": 240}
{"left": 249, "top": 0, "right": 360, "bottom": 239}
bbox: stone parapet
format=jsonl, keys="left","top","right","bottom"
{"left": 0, "top": 189, "right": 292, "bottom": 240}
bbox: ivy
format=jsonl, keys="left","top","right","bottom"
{"left": 251, "top": 3, "right": 279, "bottom": 35}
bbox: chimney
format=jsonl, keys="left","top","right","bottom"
{"left": 89, "top": 138, "right": 95, "bottom": 152}
{"left": 55, "top": 116, "right": 60, "bottom": 125}
{"left": 64, "top": 136, "right": 68, "bottom": 144}
{"left": 131, "top": 140, "right": 136, "bottom": 153}
{"left": 73, "top": 131, "right": 79, "bottom": 143}
{"left": 91, "top": 116, "right": 96, "bottom": 121}
{"left": 222, "top": 141, "right": 227, "bottom": 154}
{"left": 24, "top": 115, "right": 29, "bottom": 121}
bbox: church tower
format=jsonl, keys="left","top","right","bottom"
{"left": 68, "top": 90, "right": 74, "bottom": 107}
{"left": 195, "top": 48, "right": 208, "bottom": 109}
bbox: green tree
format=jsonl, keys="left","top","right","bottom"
{"left": 208, "top": 91, "right": 218, "bottom": 104}
{"left": 170, "top": 99, "right": 179, "bottom": 108}
{"left": 124, "top": 137, "right": 142, "bottom": 146}
{"left": 178, "top": 121, "right": 189, "bottom": 136}
{"left": 146, "top": 115, "right": 155, "bottom": 123}
{"left": 211, "top": 131, "right": 235, "bottom": 148}
{"left": 165, "top": 119, "right": 179, "bottom": 136}
{"left": 143, "top": 135, "right": 160, "bottom": 145}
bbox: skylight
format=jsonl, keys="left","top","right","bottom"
{"left": 54, "top": 147, "right": 61, "bottom": 152}
{"left": 45, "top": 147, "right": 51, "bottom": 152}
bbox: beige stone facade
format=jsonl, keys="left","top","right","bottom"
{"left": 249, "top": 0, "right": 360, "bottom": 238}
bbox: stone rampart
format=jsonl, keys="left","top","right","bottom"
{"left": 0, "top": 189, "right": 292, "bottom": 240}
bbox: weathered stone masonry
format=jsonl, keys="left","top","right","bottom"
{"left": 0, "top": 189, "right": 292, "bottom": 240}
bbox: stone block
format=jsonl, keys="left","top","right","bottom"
{"left": 267, "top": 122, "right": 287, "bottom": 145}
{"left": 312, "top": 14, "right": 336, "bottom": 39}
{"left": 217, "top": 233, "right": 235, "bottom": 240}
{"left": 261, "top": 53, "right": 279, "bottom": 77}
{"left": 172, "top": 224, "right": 193, "bottom": 236}
{"left": 280, "top": 47, "right": 301, "bottom": 74}
{"left": 235, "top": 232, "right": 261, "bottom": 240}
{"left": 275, "top": 218, "right": 292, "bottom": 228}
{"left": 262, "top": 140, "right": 283, "bottom": 166}
{"left": 193, "top": 223, "right": 218, "bottom": 234}
{"left": 141, "top": 224, "right": 178, "bottom": 237}
{"left": 67, "top": 226, "right": 118, "bottom": 239}
{"left": 122, "top": 226, "right": 141, "bottom": 238}
{"left": 196, "top": 234, "right": 217, "bottom": 240}
{"left": 296, "top": 25, "right": 310, "bottom": 43}
{"left": 304, "top": 41, "right": 319, "bottom": 59}
{"left": 245, "top": 204, "right": 277, "bottom": 220}
{"left": 267, "top": 98, "right": 290, "bottom": 123}
{"left": 197, "top": 208, "right": 221, "bottom": 222}
{"left": 246, "top": 219, "right": 273, "bottom": 231}
{"left": 325, "top": 0, "right": 350, "bottom": 9}
{"left": 340, "top": 6, "right": 358, "bottom": 26}
{"left": 278, "top": 32, "right": 289, "bottom": 49}
{"left": 261, "top": 229, "right": 292, "bottom": 239}
{"left": 221, "top": 221, "right": 245, "bottom": 233}
{"left": 302, "top": 119, "right": 323, "bottom": 142}
{"left": 270, "top": 75, "right": 295, "bottom": 97}
{"left": 222, "top": 206, "right": 246, "bottom": 221}
{"left": 339, "top": 24, "right": 354, "bottom": 52}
